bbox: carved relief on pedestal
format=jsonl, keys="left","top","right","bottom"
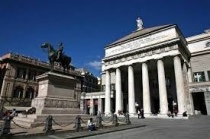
{"left": 32, "top": 98, "right": 79, "bottom": 108}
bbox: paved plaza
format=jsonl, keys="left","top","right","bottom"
{"left": 1, "top": 115, "right": 210, "bottom": 139}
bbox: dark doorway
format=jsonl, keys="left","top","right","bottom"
{"left": 192, "top": 92, "right": 207, "bottom": 115}
{"left": 152, "top": 97, "right": 160, "bottom": 114}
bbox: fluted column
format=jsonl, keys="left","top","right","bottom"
{"left": 142, "top": 63, "right": 151, "bottom": 115}
{"left": 115, "top": 68, "right": 123, "bottom": 114}
{"left": 128, "top": 65, "right": 135, "bottom": 115}
{"left": 157, "top": 59, "right": 168, "bottom": 115}
{"left": 174, "top": 56, "right": 186, "bottom": 114}
{"left": 105, "top": 70, "right": 111, "bottom": 115}
{"left": 90, "top": 98, "right": 94, "bottom": 115}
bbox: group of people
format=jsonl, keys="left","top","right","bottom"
{"left": 137, "top": 108, "right": 145, "bottom": 119}
{"left": 135, "top": 102, "right": 145, "bottom": 119}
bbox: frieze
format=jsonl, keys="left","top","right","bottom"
{"left": 115, "top": 59, "right": 120, "bottom": 64}
{"left": 104, "top": 44, "right": 176, "bottom": 66}
{"left": 127, "top": 56, "right": 132, "bottom": 61}
{"left": 121, "top": 57, "right": 126, "bottom": 62}
{"left": 132, "top": 54, "right": 138, "bottom": 59}
{"left": 148, "top": 51, "right": 153, "bottom": 56}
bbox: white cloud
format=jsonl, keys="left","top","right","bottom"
{"left": 88, "top": 61, "right": 101, "bottom": 70}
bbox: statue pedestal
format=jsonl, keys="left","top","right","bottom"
{"left": 14, "top": 72, "right": 90, "bottom": 127}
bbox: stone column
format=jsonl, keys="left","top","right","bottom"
{"left": 98, "top": 98, "right": 103, "bottom": 114}
{"left": 128, "top": 65, "right": 135, "bottom": 115}
{"left": 187, "top": 67, "right": 193, "bottom": 83}
{"left": 105, "top": 70, "right": 111, "bottom": 115}
{"left": 115, "top": 68, "right": 123, "bottom": 113}
{"left": 189, "top": 92, "right": 194, "bottom": 115}
{"left": 142, "top": 63, "right": 151, "bottom": 115}
{"left": 90, "top": 98, "right": 94, "bottom": 115}
{"left": 174, "top": 56, "right": 186, "bottom": 114}
{"left": 22, "top": 84, "right": 27, "bottom": 99}
{"left": 157, "top": 59, "right": 168, "bottom": 115}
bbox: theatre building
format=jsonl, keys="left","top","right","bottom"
{"left": 81, "top": 19, "right": 210, "bottom": 117}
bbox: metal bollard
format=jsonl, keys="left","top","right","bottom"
{"left": 113, "top": 114, "right": 119, "bottom": 126}
{"left": 43, "top": 115, "right": 53, "bottom": 134}
{"left": 96, "top": 115, "right": 103, "bottom": 129}
{"left": 125, "top": 113, "right": 131, "bottom": 124}
{"left": 75, "top": 115, "right": 81, "bottom": 132}
{"left": 0, "top": 115, "right": 12, "bottom": 136}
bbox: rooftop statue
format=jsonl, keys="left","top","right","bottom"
{"left": 41, "top": 42, "right": 71, "bottom": 72}
{"left": 136, "top": 17, "right": 143, "bottom": 30}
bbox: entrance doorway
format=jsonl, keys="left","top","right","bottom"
{"left": 192, "top": 92, "right": 207, "bottom": 115}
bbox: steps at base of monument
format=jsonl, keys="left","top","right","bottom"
{"left": 13, "top": 114, "right": 93, "bottom": 128}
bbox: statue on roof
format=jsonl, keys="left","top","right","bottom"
{"left": 136, "top": 17, "right": 143, "bottom": 30}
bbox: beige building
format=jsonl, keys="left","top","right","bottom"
{"left": 81, "top": 19, "right": 210, "bottom": 117}
{"left": 0, "top": 53, "right": 81, "bottom": 111}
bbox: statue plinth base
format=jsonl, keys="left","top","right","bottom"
{"left": 14, "top": 72, "right": 90, "bottom": 127}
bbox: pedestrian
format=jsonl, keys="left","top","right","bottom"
{"left": 140, "top": 108, "right": 145, "bottom": 119}
{"left": 135, "top": 102, "right": 139, "bottom": 113}
{"left": 137, "top": 109, "right": 141, "bottom": 119}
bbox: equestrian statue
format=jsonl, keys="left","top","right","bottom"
{"left": 41, "top": 42, "right": 71, "bottom": 72}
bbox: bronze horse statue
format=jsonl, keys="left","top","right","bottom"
{"left": 41, "top": 42, "right": 71, "bottom": 72}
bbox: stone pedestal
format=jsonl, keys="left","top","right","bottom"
{"left": 14, "top": 72, "right": 90, "bottom": 127}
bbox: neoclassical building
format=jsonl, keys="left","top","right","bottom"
{"left": 81, "top": 19, "right": 210, "bottom": 117}
{"left": 102, "top": 22, "right": 191, "bottom": 116}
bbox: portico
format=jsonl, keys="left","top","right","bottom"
{"left": 102, "top": 22, "right": 191, "bottom": 117}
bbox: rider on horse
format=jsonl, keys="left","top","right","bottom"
{"left": 56, "top": 42, "right": 64, "bottom": 60}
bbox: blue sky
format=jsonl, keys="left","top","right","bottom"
{"left": 0, "top": 0, "right": 209, "bottom": 76}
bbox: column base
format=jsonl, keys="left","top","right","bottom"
{"left": 129, "top": 113, "right": 137, "bottom": 116}
{"left": 144, "top": 113, "right": 152, "bottom": 117}
{"left": 104, "top": 112, "right": 112, "bottom": 116}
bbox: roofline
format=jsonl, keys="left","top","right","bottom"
{"left": 105, "top": 24, "right": 176, "bottom": 49}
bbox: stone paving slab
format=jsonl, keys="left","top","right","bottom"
{"left": 2, "top": 124, "right": 144, "bottom": 139}
{"left": 0, "top": 123, "right": 145, "bottom": 139}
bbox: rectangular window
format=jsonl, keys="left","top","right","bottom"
{"left": 16, "top": 68, "right": 26, "bottom": 79}
{"left": 28, "top": 70, "right": 36, "bottom": 81}
{"left": 193, "top": 72, "right": 206, "bottom": 82}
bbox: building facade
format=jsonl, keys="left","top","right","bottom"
{"left": 187, "top": 29, "right": 210, "bottom": 115}
{"left": 75, "top": 68, "right": 99, "bottom": 93}
{"left": 81, "top": 20, "right": 210, "bottom": 116}
{"left": 0, "top": 53, "right": 81, "bottom": 110}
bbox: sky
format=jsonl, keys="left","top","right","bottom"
{"left": 0, "top": 0, "right": 209, "bottom": 76}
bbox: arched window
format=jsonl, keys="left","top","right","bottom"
{"left": 25, "top": 87, "right": 34, "bottom": 99}
{"left": 13, "top": 86, "right": 23, "bottom": 98}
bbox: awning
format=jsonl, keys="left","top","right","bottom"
{"left": 4, "top": 106, "right": 31, "bottom": 111}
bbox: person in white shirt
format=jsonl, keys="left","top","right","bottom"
{"left": 87, "top": 118, "right": 96, "bottom": 131}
